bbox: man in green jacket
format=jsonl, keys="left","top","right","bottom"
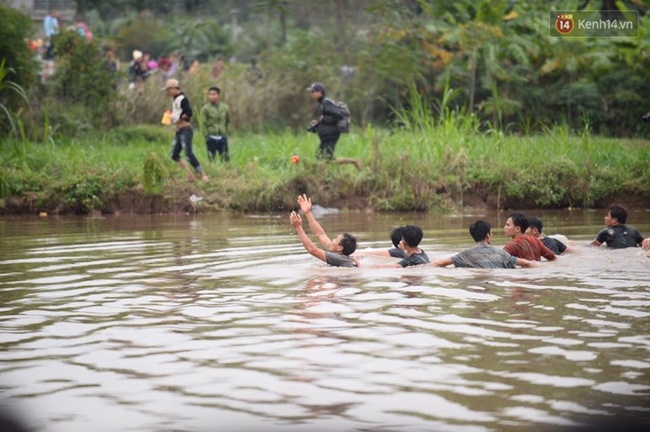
{"left": 200, "top": 86, "right": 231, "bottom": 162}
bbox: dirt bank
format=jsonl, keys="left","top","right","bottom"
{"left": 2, "top": 186, "right": 649, "bottom": 215}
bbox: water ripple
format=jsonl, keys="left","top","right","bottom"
{"left": 0, "top": 214, "right": 649, "bottom": 431}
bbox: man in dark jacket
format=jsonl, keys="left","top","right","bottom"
{"left": 307, "top": 82, "right": 360, "bottom": 170}
{"left": 164, "top": 79, "right": 209, "bottom": 183}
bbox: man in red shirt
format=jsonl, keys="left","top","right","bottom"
{"left": 503, "top": 212, "right": 556, "bottom": 261}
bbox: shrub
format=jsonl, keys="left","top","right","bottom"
{"left": 0, "top": 6, "right": 37, "bottom": 91}
{"left": 52, "top": 30, "right": 118, "bottom": 108}
{"left": 0, "top": 6, "right": 37, "bottom": 135}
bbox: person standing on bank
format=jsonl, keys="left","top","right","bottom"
{"left": 43, "top": 10, "right": 60, "bottom": 60}
{"left": 200, "top": 86, "right": 231, "bottom": 162}
{"left": 307, "top": 82, "right": 361, "bottom": 170}
{"left": 163, "top": 79, "right": 209, "bottom": 183}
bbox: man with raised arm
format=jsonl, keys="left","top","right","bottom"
{"left": 290, "top": 194, "right": 357, "bottom": 267}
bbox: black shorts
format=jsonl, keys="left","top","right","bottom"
{"left": 317, "top": 133, "right": 340, "bottom": 160}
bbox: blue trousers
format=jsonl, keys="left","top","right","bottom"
{"left": 171, "top": 127, "right": 202, "bottom": 172}
{"left": 206, "top": 135, "right": 230, "bottom": 162}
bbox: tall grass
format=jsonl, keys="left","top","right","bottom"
{"left": 0, "top": 59, "right": 28, "bottom": 138}
{"left": 1, "top": 116, "right": 649, "bottom": 214}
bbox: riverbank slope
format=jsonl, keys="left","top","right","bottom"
{"left": 1, "top": 126, "right": 648, "bottom": 214}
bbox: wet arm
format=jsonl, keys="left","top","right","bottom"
{"left": 294, "top": 225, "right": 327, "bottom": 262}
{"left": 297, "top": 195, "right": 331, "bottom": 247}
{"left": 516, "top": 258, "right": 537, "bottom": 268}
{"left": 591, "top": 229, "right": 608, "bottom": 247}
{"left": 303, "top": 212, "right": 331, "bottom": 248}
{"left": 365, "top": 262, "right": 403, "bottom": 268}
{"left": 290, "top": 211, "right": 326, "bottom": 262}
{"left": 432, "top": 257, "right": 454, "bottom": 268}
{"left": 361, "top": 249, "right": 392, "bottom": 257}
{"left": 540, "top": 243, "right": 556, "bottom": 261}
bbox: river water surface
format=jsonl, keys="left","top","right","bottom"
{"left": 0, "top": 209, "right": 649, "bottom": 432}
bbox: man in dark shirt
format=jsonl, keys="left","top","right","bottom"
{"left": 307, "top": 82, "right": 361, "bottom": 170}
{"left": 396, "top": 225, "right": 429, "bottom": 267}
{"left": 354, "top": 226, "right": 408, "bottom": 259}
{"left": 526, "top": 216, "right": 571, "bottom": 254}
{"left": 590, "top": 204, "right": 643, "bottom": 248}
{"left": 367, "top": 225, "right": 429, "bottom": 268}
{"left": 291, "top": 194, "right": 357, "bottom": 267}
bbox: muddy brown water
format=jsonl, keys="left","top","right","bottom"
{"left": 0, "top": 209, "right": 649, "bottom": 432}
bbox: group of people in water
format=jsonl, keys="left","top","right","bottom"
{"left": 289, "top": 196, "right": 648, "bottom": 268}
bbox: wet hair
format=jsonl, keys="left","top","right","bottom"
{"left": 508, "top": 212, "right": 529, "bottom": 233}
{"left": 208, "top": 86, "right": 221, "bottom": 94}
{"left": 401, "top": 225, "right": 423, "bottom": 248}
{"left": 608, "top": 204, "right": 627, "bottom": 224}
{"left": 339, "top": 233, "right": 357, "bottom": 256}
{"left": 469, "top": 220, "right": 491, "bottom": 242}
{"left": 527, "top": 216, "right": 543, "bottom": 233}
{"left": 390, "top": 226, "right": 405, "bottom": 248}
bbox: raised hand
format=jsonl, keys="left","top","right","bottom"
{"left": 297, "top": 194, "right": 312, "bottom": 214}
{"left": 289, "top": 211, "right": 303, "bottom": 228}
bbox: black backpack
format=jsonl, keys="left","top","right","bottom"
{"left": 325, "top": 98, "right": 351, "bottom": 133}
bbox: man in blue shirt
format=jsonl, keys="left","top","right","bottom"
{"left": 43, "top": 10, "right": 60, "bottom": 60}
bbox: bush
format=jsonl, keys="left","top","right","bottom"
{"left": 47, "top": 30, "right": 119, "bottom": 131}
{"left": 0, "top": 6, "right": 37, "bottom": 92}
{"left": 0, "top": 6, "right": 37, "bottom": 135}
{"left": 52, "top": 30, "right": 118, "bottom": 108}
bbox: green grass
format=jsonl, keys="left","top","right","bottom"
{"left": 1, "top": 122, "right": 649, "bottom": 214}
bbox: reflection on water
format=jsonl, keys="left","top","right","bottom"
{"left": 0, "top": 211, "right": 649, "bottom": 432}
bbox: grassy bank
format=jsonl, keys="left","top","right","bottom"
{"left": 1, "top": 123, "right": 649, "bottom": 215}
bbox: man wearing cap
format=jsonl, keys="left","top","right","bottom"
{"left": 307, "top": 83, "right": 360, "bottom": 169}
{"left": 163, "top": 79, "right": 209, "bottom": 183}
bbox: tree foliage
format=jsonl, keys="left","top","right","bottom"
{"left": 0, "top": 5, "right": 37, "bottom": 103}
{"left": 50, "top": 30, "right": 119, "bottom": 128}
{"left": 24, "top": 0, "right": 650, "bottom": 136}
